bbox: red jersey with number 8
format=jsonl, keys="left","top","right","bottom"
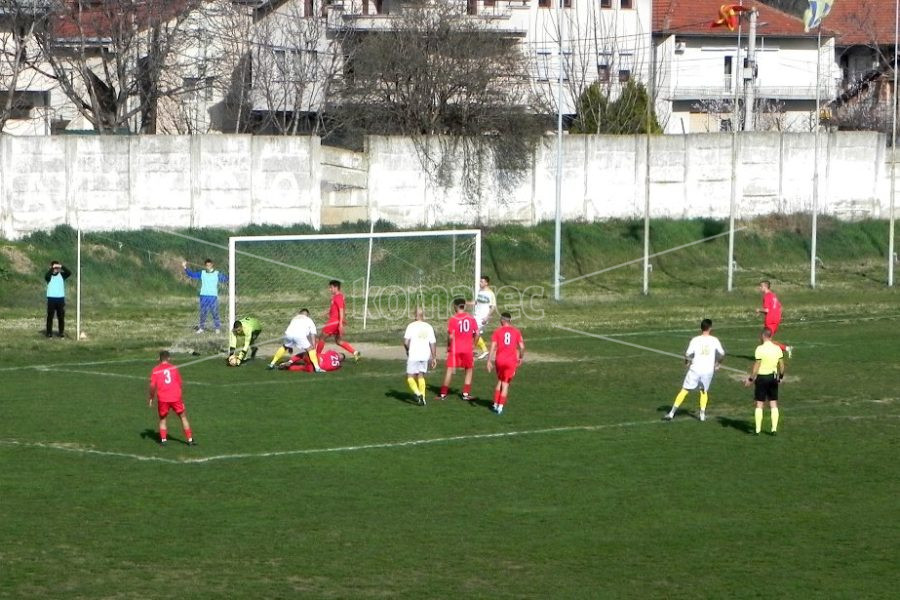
{"left": 492, "top": 325, "right": 523, "bottom": 364}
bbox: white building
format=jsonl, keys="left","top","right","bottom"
{"left": 652, "top": 0, "right": 839, "bottom": 134}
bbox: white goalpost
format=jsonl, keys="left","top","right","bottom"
{"left": 227, "top": 230, "right": 482, "bottom": 335}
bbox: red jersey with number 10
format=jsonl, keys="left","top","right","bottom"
{"left": 150, "top": 361, "right": 183, "bottom": 403}
{"left": 492, "top": 325, "right": 523, "bottom": 363}
{"left": 447, "top": 312, "right": 478, "bottom": 354}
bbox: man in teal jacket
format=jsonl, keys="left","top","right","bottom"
{"left": 45, "top": 260, "right": 72, "bottom": 338}
{"left": 183, "top": 258, "right": 228, "bottom": 334}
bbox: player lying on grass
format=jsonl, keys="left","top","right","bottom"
{"left": 663, "top": 318, "right": 725, "bottom": 422}
{"left": 268, "top": 309, "right": 324, "bottom": 372}
{"left": 278, "top": 349, "right": 344, "bottom": 372}
{"left": 486, "top": 312, "right": 524, "bottom": 415}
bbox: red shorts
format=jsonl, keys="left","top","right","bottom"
{"left": 322, "top": 323, "right": 340, "bottom": 337}
{"left": 495, "top": 360, "right": 518, "bottom": 383}
{"left": 157, "top": 400, "right": 185, "bottom": 418}
{"left": 765, "top": 321, "right": 780, "bottom": 336}
{"left": 446, "top": 351, "right": 474, "bottom": 370}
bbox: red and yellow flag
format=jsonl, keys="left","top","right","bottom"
{"left": 710, "top": 4, "right": 752, "bottom": 31}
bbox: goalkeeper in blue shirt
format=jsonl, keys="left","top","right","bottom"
{"left": 183, "top": 258, "right": 228, "bottom": 334}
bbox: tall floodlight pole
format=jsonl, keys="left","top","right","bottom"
{"left": 727, "top": 19, "right": 743, "bottom": 291}
{"left": 811, "top": 27, "right": 822, "bottom": 289}
{"left": 553, "top": 0, "right": 564, "bottom": 301}
{"left": 890, "top": 0, "right": 899, "bottom": 287}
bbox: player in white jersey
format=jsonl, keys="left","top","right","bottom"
{"left": 403, "top": 307, "right": 437, "bottom": 406}
{"left": 267, "top": 308, "right": 324, "bottom": 372}
{"left": 467, "top": 276, "right": 496, "bottom": 359}
{"left": 663, "top": 319, "right": 725, "bottom": 422}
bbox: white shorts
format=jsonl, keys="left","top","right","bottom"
{"left": 406, "top": 359, "right": 429, "bottom": 375}
{"left": 682, "top": 369, "right": 714, "bottom": 392}
{"left": 283, "top": 336, "right": 311, "bottom": 352}
{"left": 474, "top": 315, "right": 488, "bottom": 335}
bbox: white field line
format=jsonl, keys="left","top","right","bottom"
{"left": 559, "top": 227, "right": 747, "bottom": 287}
{"left": 555, "top": 325, "right": 747, "bottom": 375}
{"left": 2, "top": 413, "right": 897, "bottom": 465}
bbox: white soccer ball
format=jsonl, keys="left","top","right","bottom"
{"left": 228, "top": 355, "right": 240, "bottom": 366}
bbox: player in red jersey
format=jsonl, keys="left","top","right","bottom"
{"left": 147, "top": 350, "right": 194, "bottom": 446}
{"left": 436, "top": 297, "right": 479, "bottom": 401}
{"left": 756, "top": 280, "right": 791, "bottom": 357}
{"left": 279, "top": 349, "right": 345, "bottom": 372}
{"left": 317, "top": 280, "right": 360, "bottom": 361}
{"left": 486, "top": 312, "right": 525, "bottom": 415}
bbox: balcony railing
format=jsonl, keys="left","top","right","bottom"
{"left": 670, "top": 85, "right": 835, "bottom": 101}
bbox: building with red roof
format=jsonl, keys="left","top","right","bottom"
{"left": 652, "top": 0, "right": 839, "bottom": 133}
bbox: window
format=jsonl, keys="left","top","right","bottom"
{"left": 484, "top": 0, "right": 495, "bottom": 6}
{"left": 618, "top": 52, "right": 632, "bottom": 83}
{"left": 563, "top": 0, "right": 572, "bottom": 7}
{"left": 536, "top": 50, "right": 552, "bottom": 81}
{"left": 538, "top": 0, "right": 551, "bottom": 7}
{"left": 597, "top": 52, "right": 612, "bottom": 82}
{"left": 600, "top": 0, "right": 611, "bottom": 8}
{"left": 468, "top": 0, "right": 477, "bottom": 14}
{"left": 724, "top": 55, "right": 733, "bottom": 87}
{"left": 720, "top": 118, "right": 733, "bottom": 132}
{"left": 621, "top": 0, "right": 633, "bottom": 8}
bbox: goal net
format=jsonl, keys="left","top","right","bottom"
{"left": 228, "top": 230, "right": 481, "bottom": 339}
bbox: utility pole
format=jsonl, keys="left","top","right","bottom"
{"left": 743, "top": 8, "right": 758, "bottom": 131}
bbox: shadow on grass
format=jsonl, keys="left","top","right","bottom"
{"left": 384, "top": 389, "right": 421, "bottom": 405}
{"left": 716, "top": 416, "right": 756, "bottom": 434}
{"left": 140, "top": 429, "right": 192, "bottom": 445}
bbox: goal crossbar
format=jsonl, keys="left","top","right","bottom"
{"left": 228, "top": 229, "right": 482, "bottom": 331}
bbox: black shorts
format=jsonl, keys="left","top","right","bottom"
{"left": 753, "top": 374, "right": 779, "bottom": 402}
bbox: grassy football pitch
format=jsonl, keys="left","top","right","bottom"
{"left": 1, "top": 285, "right": 898, "bottom": 598}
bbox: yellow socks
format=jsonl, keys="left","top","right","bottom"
{"left": 417, "top": 376, "right": 427, "bottom": 396}
{"left": 755, "top": 407, "right": 763, "bottom": 433}
{"left": 407, "top": 376, "right": 420, "bottom": 396}
{"left": 699, "top": 391, "right": 708, "bottom": 411}
{"left": 771, "top": 407, "right": 779, "bottom": 432}
{"left": 673, "top": 389, "right": 688, "bottom": 408}
{"left": 307, "top": 349, "right": 321, "bottom": 370}
{"left": 270, "top": 346, "right": 288, "bottom": 366}
{"left": 476, "top": 337, "right": 487, "bottom": 354}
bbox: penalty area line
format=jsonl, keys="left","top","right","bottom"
{"left": 554, "top": 325, "right": 747, "bottom": 375}
{"left": 0, "top": 419, "right": 666, "bottom": 465}
{"left": 3, "top": 414, "right": 898, "bottom": 465}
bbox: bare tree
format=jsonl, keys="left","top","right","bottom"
{"left": 0, "top": 0, "right": 51, "bottom": 133}
{"left": 335, "top": 0, "right": 541, "bottom": 198}
{"left": 248, "top": 0, "right": 342, "bottom": 135}
{"left": 33, "top": 0, "right": 201, "bottom": 133}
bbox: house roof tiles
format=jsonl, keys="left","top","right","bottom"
{"left": 654, "top": 0, "right": 822, "bottom": 38}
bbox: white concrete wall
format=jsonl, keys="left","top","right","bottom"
{"left": 0, "top": 131, "right": 893, "bottom": 240}
{"left": 0, "top": 134, "right": 321, "bottom": 239}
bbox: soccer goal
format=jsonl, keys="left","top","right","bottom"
{"left": 228, "top": 230, "right": 481, "bottom": 335}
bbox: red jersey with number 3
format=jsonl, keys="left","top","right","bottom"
{"left": 492, "top": 325, "right": 523, "bottom": 364}
{"left": 447, "top": 312, "right": 478, "bottom": 355}
{"left": 762, "top": 291, "right": 782, "bottom": 324}
{"left": 150, "top": 361, "right": 183, "bottom": 403}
